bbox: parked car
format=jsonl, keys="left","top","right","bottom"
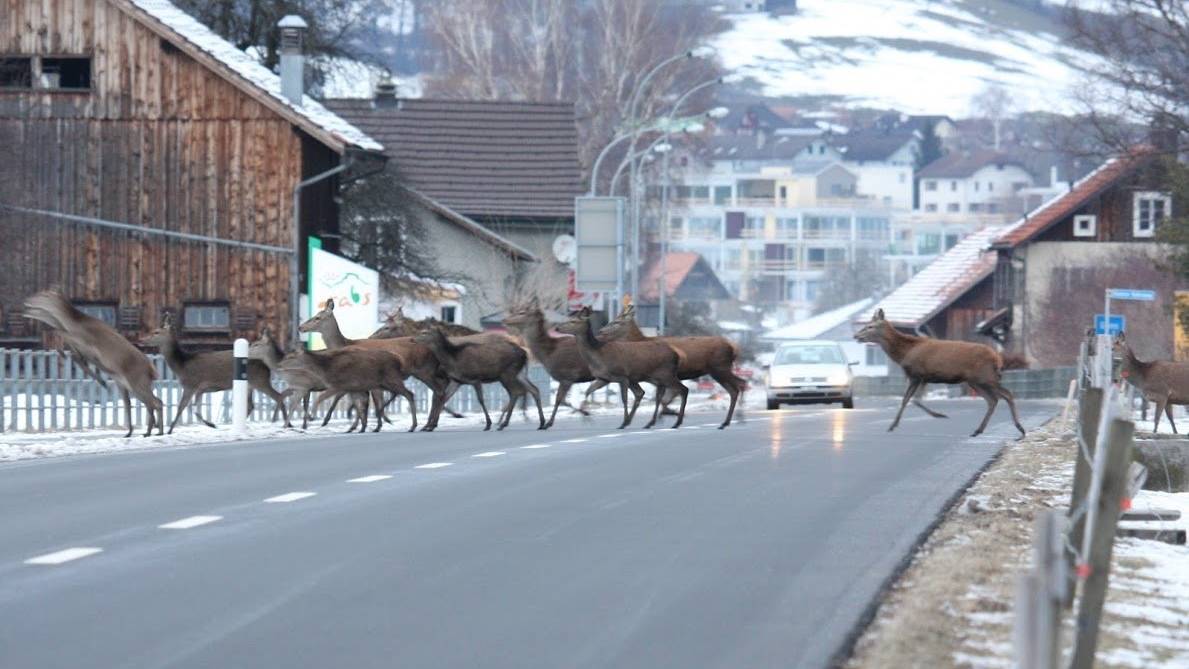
{"left": 765, "top": 340, "right": 855, "bottom": 410}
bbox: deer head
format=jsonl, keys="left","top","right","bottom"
{"left": 249, "top": 326, "right": 279, "bottom": 361}
{"left": 140, "top": 313, "right": 177, "bottom": 348}
{"left": 275, "top": 347, "right": 313, "bottom": 374}
{"left": 411, "top": 325, "right": 448, "bottom": 351}
{"left": 554, "top": 307, "right": 592, "bottom": 337}
{"left": 854, "top": 308, "right": 889, "bottom": 345}
{"left": 503, "top": 304, "right": 543, "bottom": 331}
{"left": 299, "top": 298, "right": 336, "bottom": 335}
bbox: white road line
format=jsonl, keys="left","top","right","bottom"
{"left": 25, "top": 547, "right": 103, "bottom": 565}
{"left": 347, "top": 475, "right": 392, "bottom": 483}
{"left": 415, "top": 462, "right": 452, "bottom": 469}
{"left": 264, "top": 491, "right": 316, "bottom": 503}
{"left": 561, "top": 438, "right": 588, "bottom": 443}
{"left": 597, "top": 433, "right": 622, "bottom": 439}
{"left": 701, "top": 423, "right": 719, "bottom": 427}
{"left": 472, "top": 451, "right": 506, "bottom": 458}
{"left": 159, "top": 515, "right": 222, "bottom": 530}
{"left": 520, "top": 444, "right": 551, "bottom": 449}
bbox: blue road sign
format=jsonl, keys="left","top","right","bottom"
{"left": 1095, "top": 314, "right": 1125, "bottom": 335}
{"left": 1108, "top": 289, "right": 1156, "bottom": 301}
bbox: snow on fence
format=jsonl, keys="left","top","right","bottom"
{"left": 0, "top": 348, "right": 555, "bottom": 434}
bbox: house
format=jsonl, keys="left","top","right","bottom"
{"left": 633, "top": 252, "right": 731, "bottom": 329}
{"left": 833, "top": 128, "right": 919, "bottom": 209}
{"left": 0, "top": 0, "right": 384, "bottom": 347}
{"left": 716, "top": 103, "right": 794, "bottom": 137}
{"left": 760, "top": 297, "right": 887, "bottom": 376}
{"left": 325, "top": 87, "right": 582, "bottom": 256}
{"left": 917, "top": 150, "right": 1035, "bottom": 216}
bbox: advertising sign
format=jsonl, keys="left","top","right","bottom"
{"left": 307, "top": 237, "right": 379, "bottom": 348}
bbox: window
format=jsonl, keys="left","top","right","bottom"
{"left": 774, "top": 217, "right": 797, "bottom": 237}
{"left": 924, "top": 180, "right": 937, "bottom": 192}
{"left": 39, "top": 57, "right": 91, "bottom": 89}
{"left": 713, "top": 185, "right": 732, "bottom": 205}
{"left": 988, "top": 181, "right": 994, "bottom": 192}
{"left": 898, "top": 172, "right": 907, "bottom": 184}
{"left": 77, "top": 302, "right": 117, "bottom": 326}
{"left": 778, "top": 185, "right": 788, "bottom": 201}
{"left": 925, "top": 203, "right": 938, "bottom": 212}
{"left": 805, "top": 280, "right": 819, "bottom": 301}
{"left": 968, "top": 203, "right": 982, "bottom": 212}
{"left": 857, "top": 217, "right": 889, "bottom": 240}
{"left": 945, "top": 233, "right": 960, "bottom": 250}
{"left": 0, "top": 57, "right": 31, "bottom": 88}
{"left": 987, "top": 203, "right": 999, "bottom": 214}
{"left": 440, "top": 306, "right": 457, "bottom": 323}
{"left": 917, "top": 233, "right": 941, "bottom": 255}
{"left": 974, "top": 181, "right": 980, "bottom": 192}
{"left": 724, "top": 248, "right": 743, "bottom": 270}
{"left": 946, "top": 202, "right": 960, "bottom": 212}
{"left": 1073, "top": 214, "right": 1096, "bottom": 238}
{"left": 687, "top": 216, "right": 722, "bottom": 239}
{"left": 1133, "top": 191, "right": 1171, "bottom": 238}
{"left": 950, "top": 180, "right": 958, "bottom": 191}
{"left": 183, "top": 303, "right": 231, "bottom": 331}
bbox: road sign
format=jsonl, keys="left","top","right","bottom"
{"left": 1094, "top": 314, "right": 1125, "bottom": 336}
{"left": 574, "top": 196, "right": 624, "bottom": 293}
{"left": 1108, "top": 289, "right": 1156, "bottom": 301}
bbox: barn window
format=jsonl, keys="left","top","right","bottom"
{"left": 77, "top": 302, "right": 117, "bottom": 326}
{"left": 1133, "top": 191, "right": 1170, "bottom": 238}
{"left": 0, "top": 57, "right": 32, "bottom": 88}
{"left": 39, "top": 57, "right": 91, "bottom": 90}
{"left": 1073, "top": 214, "right": 1096, "bottom": 238}
{"left": 183, "top": 302, "right": 231, "bottom": 331}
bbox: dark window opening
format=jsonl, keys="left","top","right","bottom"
{"left": 183, "top": 303, "right": 231, "bottom": 331}
{"left": 440, "top": 306, "right": 457, "bottom": 324}
{"left": 77, "top": 302, "right": 117, "bottom": 326}
{"left": 0, "top": 57, "right": 32, "bottom": 88}
{"left": 40, "top": 57, "right": 91, "bottom": 89}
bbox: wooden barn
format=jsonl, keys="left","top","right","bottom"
{"left": 0, "top": 0, "right": 385, "bottom": 348}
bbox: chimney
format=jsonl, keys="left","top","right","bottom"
{"left": 278, "top": 15, "right": 308, "bottom": 107}
{"left": 374, "top": 72, "right": 399, "bottom": 108}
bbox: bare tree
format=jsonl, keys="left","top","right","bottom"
{"left": 813, "top": 250, "right": 886, "bottom": 315}
{"left": 970, "top": 83, "right": 1014, "bottom": 150}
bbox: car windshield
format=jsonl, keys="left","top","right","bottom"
{"left": 774, "top": 345, "right": 846, "bottom": 365}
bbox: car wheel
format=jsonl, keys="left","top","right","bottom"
{"left": 767, "top": 399, "right": 780, "bottom": 411}
{"left": 842, "top": 397, "right": 854, "bottom": 409}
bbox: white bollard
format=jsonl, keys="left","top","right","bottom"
{"left": 232, "top": 338, "right": 249, "bottom": 433}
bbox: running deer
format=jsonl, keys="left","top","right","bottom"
{"left": 23, "top": 289, "right": 163, "bottom": 437}
{"left": 503, "top": 305, "right": 595, "bottom": 429}
{"left": 598, "top": 305, "right": 746, "bottom": 429}
{"left": 412, "top": 326, "right": 546, "bottom": 430}
{"left": 1113, "top": 331, "right": 1189, "bottom": 433}
{"left": 276, "top": 346, "right": 417, "bottom": 433}
{"left": 555, "top": 308, "right": 689, "bottom": 429}
{"left": 301, "top": 299, "right": 456, "bottom": 430}
{"left": 854, "top": 308, "right": 1025, "bottom": 437}
{"left": 141, "top": 315, "right": 289, "bottom": 433}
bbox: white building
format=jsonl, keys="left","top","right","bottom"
{"left": 833, "top": 128, "right": 919, "bottom": 209}
{"left": 760, "top": 297, "right": 888, "bottom": 376}
{"left": 917, "top": 150, "right": 1035, "bottom": 215}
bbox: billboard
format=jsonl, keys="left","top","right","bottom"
{"left": 307, "top": 237, "right": 379, "bottom": 349}
{"left": 574, "top": 196, "right": 623, "bottom": 293}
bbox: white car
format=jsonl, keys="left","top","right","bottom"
{"left": 765, "top": 340, "right": 856, "bottom": 410}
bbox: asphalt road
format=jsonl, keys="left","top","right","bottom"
{"left": 0, "top": 399, "right": 1055, "bottom": 669}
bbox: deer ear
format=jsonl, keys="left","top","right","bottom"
{"left": 874, "top": 308, "right": 885, "bottom": 321}
{"left": 325, "top": 299, "right": 335, "bottom": 311}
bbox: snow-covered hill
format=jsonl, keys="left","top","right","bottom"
{"left": 715, "top": 0, "right": 1106, "bottom": 116}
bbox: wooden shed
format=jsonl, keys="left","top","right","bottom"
{"left": 0, "top": 0, "right": 384, "bottom": 347}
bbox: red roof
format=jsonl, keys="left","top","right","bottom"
{"left": 638, "top": 252, "right": 702, "bottom": 301}
{"left": 993, "top": 146, "right": 1154, "bottom": 249}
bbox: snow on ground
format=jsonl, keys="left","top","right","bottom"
{"left": 715, "top": 0, "right": 1107, "bottom": 116}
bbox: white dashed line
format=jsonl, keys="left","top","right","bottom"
{"left": 472, "top": 451, "right": 505, "bottom": 458}
{"left": 159, "top": 515, "right": 222, "bottom": 530}
{"left": 520, "top": 444, "right": 551, "bottom": 449}
{"left": 264, "top": 492, "right": 316, "bottom": 503}
{"left": 597, "top": 434, "right": 622, "bottom": 439}
{"left": 701, "top": 423, "right": 719, "bottom": 427}
{"left": 562, "top": 438, "right": 589, "bottom": 443}
{"left": 415, "top": 462, "right": 453, "bottom": 469}
{"left": 347, "top": 475, "right": 392, "bottom": 483}
{"left": 25, "top": 547, "right": 103, "bottom": 565}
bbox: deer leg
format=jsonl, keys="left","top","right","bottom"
{"left": 671, "top": 382, "right": 690, "bottom": 429}
{"left": 624, "top": 382, "right": 647, "bottom": 427}
{"left": 643, "top": 384, "right": 666, "bottom": 429}
{"left": 994, "top": 385, "right": 1026, "bottom": 438}
{"left": 912, "top": 383, "right": 948, "bottom": 418}
{"left": 712, "top": 371, "right": 744, "bottom": 429}
{"left": 168, "top": 387, "right": 196, "bottom": 435}
{"left": 352, "top": 393, "right": 370, "bottom": 433}
{"left": 496, "top": 382, "right": 519, "bottom": 431}
{"left": 317, "top": 392, "right": 346, "bottom": 428}
{"left": 1166, "top": 402, "right": 1178, "bottom": 434}
{"left": 118, "top": 387, "right": 135, "bottom": 438}
{"left": 386, "top": 380, "right": 417, "bottom": 433}
{"left": 1153, "top": 396, "right": 1166, "bottom": 433}
{"left": 190, "top": 386, "right": 217, "bottom": 429}
{"left": 583, "top": 379, "right": 609, "bottom": 409}
{"left": 970, "top": 383, "right": 999, "bottom": 437}
{"left": 616, "top": 382, "right": 631, "bottom": 428}
{"left": 472, "top": 383, "right": 492, "bottom": 431}
{"left": 267, "top": 387, "right": 291, "bottom": 428}
{"left": 521, "top": 373, "right": 546, "bottom": 429}
{"left": 546, "top": 381, "right": 571, "bottom": 429}
{"left": 888, "top": 379, "right": 921, "bottom": 432}
{"left": 371, "top": 390, "right": 390, "bottom": 430}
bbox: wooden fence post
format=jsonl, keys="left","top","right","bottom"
{"left": 1065, "top": 387, "right": 1102, "bottom": 607}
{"left": 1070, "top": 417, "right": 1135, "bottom": 669}
{"left": 1015, "top": 510, "right": 1066, "bottom": 669}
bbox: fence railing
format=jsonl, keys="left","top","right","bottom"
{"left": 0, "top": 348, "right": 556, "bottom": 434}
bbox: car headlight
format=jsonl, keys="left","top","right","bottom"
{"left": 827, "top": 372, "right": 851, "bottom": 386}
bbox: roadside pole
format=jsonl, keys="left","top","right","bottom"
{"left": 232, "top": 338, "right": 249, "bottom": 433}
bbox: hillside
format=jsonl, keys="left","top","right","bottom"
{"left": 716, "top": 0, "right": 1106, "bottom": 116}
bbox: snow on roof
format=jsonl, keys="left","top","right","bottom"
{"left": 863, "top": 226, "right": 1004, "bottom": 328}
{"left": 717, "top": 320, "right": 753, "bottom": 332}
{"left": 762, "top": 297, "right": 874, "bottom": 341}
{"left": 127, "top": 0, "right": 383, "bottom": 153}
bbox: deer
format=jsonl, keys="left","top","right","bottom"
{"left": 854, "top": 308, "right": 1025, "bottom": 438}
{"left": 276, "top": 346, "right": 417, "bottom": 433}
{"left": 1113, "top": 331, "right": 1189, "bottom": 433}
{"left": 412, "top": 326, "right": 546, "bottom": 430}
{"left": 555, "top": 308, "right": 689, "bottom": 429}
{"left": 141, "top": 314, "right": 290, "bottom": 433}
{"left": 503, "top": 305, "right": 596, "bottom": 429}
{"left": 23, "top": 289, "right": 164, "bottom": 438}
{"left": 597, "top": 304, "right": 746, "bottom": 429}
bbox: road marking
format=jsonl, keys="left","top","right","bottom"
{"left": 347, "top": 475, "right": 392, "bottom": 483}
{"left": 562, "top": 438, "right": 588, "bottom": 443}
{"left": 415, "top": 462, "right": 452, "bottom": 469}
{"left": 701, "top": 423, "right": 719, "bottom": 427}
{"left": 685, "top": 426, "right": 701, "bottom": 430}
{"left": 521, "top": 444, "right": 551, "bottom": 449}
{"left": 472, "top": 451, "right": 505, "bottom": 458}
{"left": 264, "top": 492, "right": 316, "bottom": 503}
{"left": 25, "top": 547, "right": 103, "bottom": 565}
{"left": 159, "top": 515, "right": 222, "bottom": 530}
{"left": 597, "top": 433, "right": 622, "bottom": 439}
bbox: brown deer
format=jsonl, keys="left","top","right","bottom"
{"left": 854, "top": 308, "right": 1025, "bottom": 437}
{"left": 503, "top": 305, "right": 595, "bottom": 429}
{"left": 412, "top": 326, "right": 545, "bottom": 430}
{"left": 141, "top": 315, "right": 289, "bottom": 433}
{"left": 555, "top": 308, "right": 689, "bottom": 429}
{"left": 1114, "top": 331, "right": 1189, "bottom": 433}
{"left": 276, "top": 346, "right": 417, "bottom": 433}
{"left": 598, "top": 305, "right": 746, "bottom": 429}
{"left": 23, "top": 289, "right": 163, "bottom": 437}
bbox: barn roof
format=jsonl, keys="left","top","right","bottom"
{"left": 323, "top": 97, "right": 581, "bottom": 220}
{"left": 992, "top": 146, "right": 1155, "bottom": 249}
{"left": 121, "top": 0, "right": 382, "bottom": 154}
{"left": 861, "top": 226, "right": 1004, "bottom": 329}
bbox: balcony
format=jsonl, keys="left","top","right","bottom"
{"left": 759, "top": 260, "right": 799, "bottom": 273}
{"left": 801, "top": 229, "right": 852, "bottom": 241}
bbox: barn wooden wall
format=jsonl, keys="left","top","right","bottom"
{"left": 0, "top": 0, "right": 307, "bottom": 342}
